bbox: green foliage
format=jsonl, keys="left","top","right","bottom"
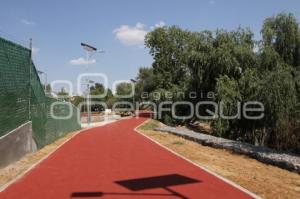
{"left": 162, "top": 113, "right": 173, "bottom": 126}
{"left": 259, "top": 66, "right": 297, "bottom": 149}
{"left": 70, "top": 83, "right": 116, "bottom": 111}
{"left": 213, "top": 75, "right": 241, "bottom": 137}
{"left": 90, "top": 83, "right": 105, "bottom": 97}
{"left": 105, "top": 88, "right": 116, "bottom": 109}
{"left": 116, "top": 82, "right": 133, "bottom": 97}
{"left": 89, "top": 83, "right": 107, "bottom": 111}
{"left": 238, "top": 68, "right": 261, "bottom": 101}
{"left": 135, "top": 67, "right": 156, "bottom": 100}
{"left": 258, "top": 45, "right": 282, "bottom": 71}
{"left": 114, "top": 82, "right": 134, "bottom": 111}
{"left": 138, "top": 12, "right": 300, "bottom": 153}
{"left": 145, "top": 26, "right": 191, "bottom": 89}
{"left": 262, "top": 13, "right": 300, "bottom": 67}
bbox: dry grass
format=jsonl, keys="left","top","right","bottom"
{"left": 138, "top": 119, "right": 300, "bottom": 199}
{"left": 181, "top": 121, "right": 212, "bottom": 134}
{"left": 0, "top": 131, "right": 79, "bottom": 189}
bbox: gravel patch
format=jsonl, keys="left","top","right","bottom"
{"left": 155, "top": 126, "right": 300, "bottom": 174}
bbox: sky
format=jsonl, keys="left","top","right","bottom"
{"left": 0, "top": 0, "right": 300, "bottom": 94}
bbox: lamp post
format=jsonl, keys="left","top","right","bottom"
{"left": 87, "top": 79, "right": 95, "bottom": 125}
{"left": 80, "top": 42, "right": 104, "bottom": 126}
{"left": 130, "top": 79, "right": 137, "bottom": 115}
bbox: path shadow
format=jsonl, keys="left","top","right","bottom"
{"left": 115, "top": 174, "right": 200, "bottom": 191}
{"left": 71, "top": 192, "right": 173, "bottom": 197}
{"left": 71, "top": 174, "right": 200, "bottom": 198}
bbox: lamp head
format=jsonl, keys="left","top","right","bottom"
{"left": 81, "top": 43, "right": 97, "bottom": 52}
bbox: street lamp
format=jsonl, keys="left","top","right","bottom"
{"left": 130, "top": 79, "right": 137, "bottom": 115}
{"left": 86, "top": 79, "right": 95, "bottom": 125}
{"left": 81, "top": 43, "right": 105, "bottom": 71}
{"left": 80, "top": 42, "right": 104, "bottom": 126}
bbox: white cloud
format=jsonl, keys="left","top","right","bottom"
{"left": 21, "top": 19, "right": 35, "bottom": 26}
{"left": 113, "top": 22, "right": 147, "bottom": 46}
{"left": 69, "top": 57, "right": 96, "bottom": 65}
{"left": 113, "top": 21, "right": 166, "bottom": 46}
{"left": 153, "top": 21, "right": 166, "bottom": 29}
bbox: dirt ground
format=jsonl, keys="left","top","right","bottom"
{"left": 138, "top": 119, "right": 300, "bottom": 199}
{"left": 0, "top": 131, "right": 78, "bottom": 189}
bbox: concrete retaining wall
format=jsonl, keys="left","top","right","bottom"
{"left": 0, "top": 122, "right": 34, "bottom": 168}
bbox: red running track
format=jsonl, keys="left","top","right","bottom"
{"left": 0, "top": 118, "right": 255, "bottom": 199}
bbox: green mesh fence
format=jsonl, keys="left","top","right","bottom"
{"left": 0, "top": 37, "right": 80, "bottom": 148}
{"left": 0, "top": 38, "right": 30, "bottom": 137}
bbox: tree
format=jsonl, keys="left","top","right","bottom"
{"left": 89, "top": 83, "right": 114, "bottom": 111}
{"left": 262, "top": 13, "right": 300, "bottom": 67}
{"left": 114, "top": 82, "right": 134, "bottom": 111}
{"left": 135, "top": 67, "right": 156, "bottom": 101}
{"left": 105, "top": 88, "right": 115, "bottom": 109}
{"left": 116, "top": 82, "right": 133, "bottom": 97}
{"left": 258, "top": 66, "right": 297, "bottom": 149}
{"left": 145, "top": 26, "right": 191, "bottom": 90}
{"left": 213, "top": 75, "right": 241, "bottom": 138}
{"left": 57, "top": 87, "right": 69, "bottom": 101}
{"left": 139, "top": 12, "right": 300, "bottom": 153}
{"left": 70, "top": 83, "right": 116, "bottom": 112}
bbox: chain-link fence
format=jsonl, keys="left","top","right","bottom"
{"left": 0, "top": 37, "right": 80, "bottom": 148}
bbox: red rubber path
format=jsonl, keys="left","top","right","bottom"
{"left": 0, "top": 118, "right": 254, "bottom": 199}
